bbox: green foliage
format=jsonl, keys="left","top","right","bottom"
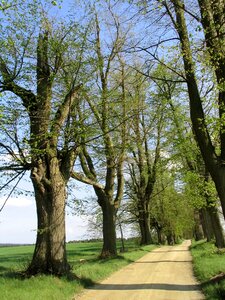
{"left": 191, "top": 240, "right": 225, "bottom": 300}
{"left": 151, "top": 182, "right": 195, "bottom": 239}
{"left": 184, "top": 172, "right": 207, "bottom": 209}
{"left": 184, "top": 171, "right": 218, "bottom": 209}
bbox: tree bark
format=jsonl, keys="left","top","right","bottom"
{"left": 166, "top": 233, "right": 175, "bottom": 245}
{"left": 200, "top": 208, "right": 214, "bottom": 242}
{"left": 203, "top": 170, "right": 225, "bottom": 248}
{"left": 156, "top": 227, "right": 164, "bottom": 244}
{"left": 26, "top": 157, "right": 70, "bottom": 275}
{"left": 208, "top": 206, "right": 225, "bottom": 248}
{"left": 138, "top": 203, "right": 153, "bottom": 245}
{"left": 98, "top": 192, "right": 117, "bottom": 258}
{"left": 193, "top": 211, "right": 204, "bottom": 241}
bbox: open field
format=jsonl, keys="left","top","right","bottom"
{"left": 191, "top": 240, "right": 225, "bottom": 300}
{"left": 0, "top": 239, "right": 156, "bottom": 300}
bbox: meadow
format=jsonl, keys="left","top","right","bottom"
{"left": 191, "top": 240, "right": 225, "bottom": 300}
{"left": 0, "top": 239, "right": 156, "bottom": 300}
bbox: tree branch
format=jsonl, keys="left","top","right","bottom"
{"left": 71, "top": 171, "right": 104, "bottom": 190}
{"left": 0, "top": 56, "right": 36, "bottom": 110}
{"left": 51, "top": 84, "right": 82, "bottom": 142}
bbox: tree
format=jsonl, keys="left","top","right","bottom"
{"left": 0, "top": 3, "right": 87, "bottom": 275}
{"left": 71, "top": 8, "right": 130, "bottom": 257}
{"left": 126, "top": 0, "right": 225, "bottom": 246}
{"left": 165, "top": 0, "right": 225, "bottom": 224}
{"left": 150, "top": 166, "right": 195, "bottom": 244}
{"left": 126, "top": 71, "right": 164, "bottom": 245}
{"left": 161, "top": 64, "right": 225, "bottom": 246}
{"left": 159, "top": 70, "right": 225, "bottom": 246}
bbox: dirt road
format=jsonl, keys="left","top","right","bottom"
{"left": 74, "top": 240, "right": 205, "bottom": 300}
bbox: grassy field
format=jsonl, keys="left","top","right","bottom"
{"left": 191, "top": 240, "right": 225, "bottom": 300}
{"left": 0, "top": 239, "right": 156, "bottom": 300}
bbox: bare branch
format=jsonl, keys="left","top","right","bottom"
{"left": 0, "top": 170, "right": 25, "bottom": 192}
{"left": 131, "top": 64, "right": 186, "bottom": 83}
{"left": 0, "top": 170, "right": 26, "bottom": 213}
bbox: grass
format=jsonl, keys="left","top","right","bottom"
{"left": 0, "top": 239, "right": 156, "bottom": 300}
{"left": 191, "top": 239, "right": 225, "bottom": 300}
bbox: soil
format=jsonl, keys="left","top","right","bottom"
{"left": 73, "top": 240, "right": 205, "bottom": 300}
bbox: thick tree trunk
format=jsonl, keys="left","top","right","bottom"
{"left": 210, "top": 170, "right": 225, "bottom": 220}
{"left": 26, "top": 159, "right": 69, "bottom": 275}
{"left": 99, "top": 194, "right": 117, "bottom": 258}
{"left": 193, "top": 211, "right": 204, "bottom": 241}
{"left": 208, "top": 206, "right": 225, "bottom": 248}
{"left": 166, "top": 233, "right": 175, "bottom": 245}
{"left": 200, "top": 208, "right": 214, "bottom": 242}
{"left": 156, "top": 226, "right": 164, "bottom": 244}
{"left": 202, "top": 170, "right": 225, "bottom": 247}
{"left": 139, "top": 207, "right": 153, "bottom": 245}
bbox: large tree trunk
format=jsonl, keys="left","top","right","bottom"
{"left": 166, "top": 232, "right": 175, "bottom": 245}
{"left": 200, "top": 208, "right": 214, "bottom": 242}
{"left": 156, "top": 227, "right": 164, "bottom": 244}
{"left": 138, "top": 204, "right": 153, "bottom": 245}
{"left": 99, "top": 193, "right": 117, "bottom": 258}
{"left": 26, "top": 158, "right": 70, "bottom": 275}
{"left": 210, "top": 171, "right": 225, "bottom": 220}
{"left": 203, "top": 170, "right": 225, "bottom": 247}
{"left": 193, "top": 211, "right": 204, "bottom": 241}
{"left": 208, "top": 206, "right": 225, "bottom": 248}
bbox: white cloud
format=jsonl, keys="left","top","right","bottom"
{"left": 0, "top": 197, "right": 33, "bottom": 208}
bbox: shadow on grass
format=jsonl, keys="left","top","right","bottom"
{"left": 190, "top": 240, "right": 208, "bottom": 250}
{"left": 201, "top": 279, "right": 225, "bottom": 300}
{"left": 0, "top": 265, "right": 10, "bottom": 272}
{"left": 76, "top": 276, "right": 96, "bottom": 288}
{"left": 72, "top": 256, "right": 134, "bottom": 272}
{"left": 0, "top": 267, "right": 96, "bottom": 289}
{"left": 0, "top": 254, "right": 32, "bottom": 264}
{"left": 67, "top": 247, "right": 102, "bottom": 255}
{"left": 0, "top": 270, "right": 25, "bottom": 279}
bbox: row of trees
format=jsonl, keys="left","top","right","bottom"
{"left": 0, "top": 0, "right": 225, "bottom": 276}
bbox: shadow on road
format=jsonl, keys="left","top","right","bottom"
{"left": 89, "top": 283, "right": 201, "bottom": 291}
{"left": 133, "top": 260, "right": 192, "bottom": 263}
{"left": 150, "top": 250, "right": 189, "bottom": 253}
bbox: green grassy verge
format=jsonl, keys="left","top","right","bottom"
{"left": 191, "top": 240, "right": 225, "bottom": 300}
{"left": 0, "top": 240, "right": 156, "bottom": 300}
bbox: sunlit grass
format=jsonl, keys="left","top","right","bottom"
{"left": 0, "top": 240, "right": 156, "bottom": 300}
{"left": 191, "top": 240, "right": 225, "bottom": 300}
